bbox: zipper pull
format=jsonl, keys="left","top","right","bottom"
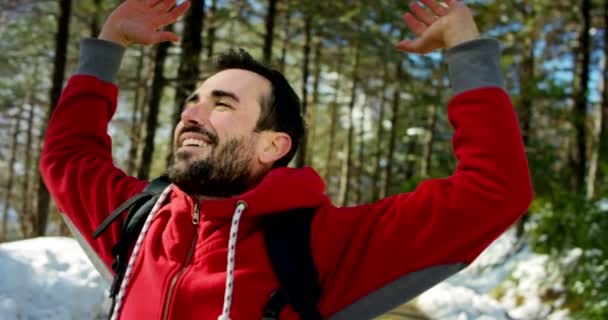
{"left": 193, "top": 202, "right": 200, "bottom": 225}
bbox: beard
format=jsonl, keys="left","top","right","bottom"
{"left": 167, "top": 136, "right": 261, "bottom": 198}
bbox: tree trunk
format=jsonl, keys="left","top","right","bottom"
{"left": 53, "top": 205, "right": 70, "bottom": 236}
{"left": 138, "top": 33, "right": 173, "bottom": 180}
{"left": 323, "top": 48, "right": 344, "bottom": 184}
{"left": 89, "top": 0, "right": 102, "bottom": 37}
{"left": 338, "top": 46, "right": 360, "bottom": 206}
{"left": 589, "top": 0, "right": 608, "bottom": 200}
{"left": 206, "top": 0, "right": 217, "bottom": 59}
{"left": 36, "top": 0, "right": 72, "bottom": 237}
{"left": 306, "top": 40, "right": 322, "bottom": 166}
{"left": 126, "top": 47, "right": 147, "bottom": 176}
{"left": 572, "top": 0, "right": 591, "bottom": 193}
{"left": 420, "top": 102, "right": 438, "bottom": 179}
{"left": 167, "top": 1, "right": 205, "bottom": 167}
{"left": 514, "top": 5, "right": 538, "bottom": 238}
{"left": 383, "top": 62, "right": 403, "bottom": 197}
{"left": 1, "top": 109, "right": 22, "bottom": 242}
{"left": 21, "top": 101, "right": 36, "bottom": 237}
{"left": 587, "top": 95, "right": 602, "bottom": 200}
{"left": 515, "top": 41, "right": 535, "bottom": 238}
{"left": 600, "top": 0, "right": 608, "bottom": 185}
{"left": 355, "top": 95, "right": 368, "bottom": 204}
{"left": 295, "top": 15, "right": 312, "bottom": 168}
{"left": 402, "top": 136, "right": 417, "bottom": 182}
{"left": 133, "top": 50, "right": 155, "bottom": 176}
{"left": 518, "top": 44, "right": 535, "bottom": 146}
{"left": 263, "top": 0, "right": 278, "bottom": 64}
{"left": 278, "top": 2, "right": 292, "bottom": 73}
{"left": 371, "top": 66, "right": 389, "bottom": 201}
{"left": 515, "top": 2, "right": 538, "bottom": 147}
{"left": 420, "top": 70, "right": 443, "bottom": 179}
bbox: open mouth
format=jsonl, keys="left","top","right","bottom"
{"left": 178, "top": 130, "right": 216, "bottom": 149}
{"left": 181, "top": 138, "right": 210, "bottom": 148}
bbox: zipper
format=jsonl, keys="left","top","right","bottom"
{"left": 162, "top": 201, "right": 200, "bottom": 320}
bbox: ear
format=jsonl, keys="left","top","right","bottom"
{"left": 257, "top": 131, "right": 292, "bottom": 166}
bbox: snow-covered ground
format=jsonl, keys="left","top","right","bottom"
{"left": 0, "top": 231, "right": 571, "bottom": 320}
{"left": 0, "top": 238, "right": 110, "bottom": 320}
{"left": 417, "top": 229, "right": 570, "bottom": 320}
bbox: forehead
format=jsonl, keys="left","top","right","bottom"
{"left": 195, "top": 69, "right": 272, "bottom": 102}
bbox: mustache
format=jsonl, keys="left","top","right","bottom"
{"left": 180, "top": 125, "right": 219, "bottom": 146}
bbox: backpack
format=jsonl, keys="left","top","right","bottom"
{"left": 92, "top": 176, "right": 322, "bottom": 320}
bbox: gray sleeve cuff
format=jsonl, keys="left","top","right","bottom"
{"left": 76, "top": 38, "right": 126, "bottom": 83}
{"left": 446, "top": 38, "right": 504, "bottom": 95}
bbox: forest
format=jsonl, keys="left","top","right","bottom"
{"left": 0, "top": 0, "right": 606, "bottom": 318}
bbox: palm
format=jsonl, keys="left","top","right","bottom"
{"left": 396, "top": 0, "right": 479, "bottom": 54}
{"left": 101, "top": 0, "right": 191, "bottom": 46}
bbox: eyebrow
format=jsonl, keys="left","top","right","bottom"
{"left": 211, "top": 89, "right": 240, "bottom": 103}
{"left": 186, "top": 93, "right": 199, "bottom": 103}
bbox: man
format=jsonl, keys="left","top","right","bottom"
{"left": 40, "top": 0, "right": 533, "bottom": 319}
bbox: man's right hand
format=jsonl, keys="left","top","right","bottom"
{"left": 395, "top": 0, "right": 480, "bottom": 54}
{"left": 99, "top": 0, "right": 191, "bottom": 47}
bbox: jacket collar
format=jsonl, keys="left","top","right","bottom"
{"left": 170, "top": 166, "right": 331, "bottom": 219}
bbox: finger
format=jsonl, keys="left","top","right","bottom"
{"left": 395, "top": 39, "right": 424, "bottom": 54}
{"left": 395, "top": 38, "right": 434, "bottom": 54}
{"left": 420, "top": 0, "right": 449, "bottom": 16}
{"left": 158, "top": 0, "right": 191, "bottom": 26}
{"left": 147, "top": 0, "right": 165, "bottom": 7}
{"left": 145, "top": 0, "right": 160, "bottom": 8}
{"left": 170, "top": 0, "right": 191, "bottom": 18}
{"left": 445, "top": 0, "right": 459, "bottom": 8}
{"left": 153, "top": 0, "right": 176, "bottom": 12}
{"left": 403, "top": 13, "right": 427, "bottom": 36}
{"left": 154, "top": 31, "right": 180, "bottom": 43}
{"left": 409, "top": 2, "right": 437, "bottom": 25}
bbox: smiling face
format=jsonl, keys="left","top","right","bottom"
{"left": 174, "top": 69, "right": 267, "bottom": 163}
{"left": 167, "top": 68, "right": 291, "bottom": 197}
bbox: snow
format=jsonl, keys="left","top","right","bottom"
{"left": 0, "top": 237, "right": 109, "bottom": 320}
{"left": 0, "top": 232, "right": 571, "bottom": 320}
{"left": 416, "top": 229, "right": 570, "bottom": 320}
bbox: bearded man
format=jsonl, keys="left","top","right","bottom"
{"left": 40, "top": 0, "right": 533, "bottom": 319}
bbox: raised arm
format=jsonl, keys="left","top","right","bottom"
{"left": 312, "top": 1, "right": 533, "bottom": 318}
{"left": 39, "top": 0, "right": 190, "bottom": 270}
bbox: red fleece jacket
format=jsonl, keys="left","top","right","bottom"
{"left": 40, "top": 75, "right": 532, "bottom": 319}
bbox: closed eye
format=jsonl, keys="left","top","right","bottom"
{"left": 215, "top": 101, "right": 233, "bottom": 109}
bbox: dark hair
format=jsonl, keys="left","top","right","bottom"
{"left": 213, "top": 48, "right": 304, "bottom": 167}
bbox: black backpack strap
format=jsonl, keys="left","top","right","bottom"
{"left": 93, "top": 192, "right": 153, "bottom": 238}
{"left": 93, "top": 175, "right": 171, "bottom": 238}
{"left": 262, "top": 207, "right": 322, "bottom": 320}
{"left": 91, "top": 175, "right": 170, "bottom": 320}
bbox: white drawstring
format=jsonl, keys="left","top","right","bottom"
{"left": 217, "top": 200, "right": 248, "bottom": 320}
{"left": 110, "top": 185, "right": 173, "bottom": 320}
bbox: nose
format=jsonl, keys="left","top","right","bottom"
{"left": 181, "top": 101, "right": 211, "bottom": 126}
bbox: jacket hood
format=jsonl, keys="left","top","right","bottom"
{"left": 170, "top": 166, "right": 332, "bottom": 219}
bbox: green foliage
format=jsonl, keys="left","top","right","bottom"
{"left": 528, "top": 193, "right": 608, "bottom": 318}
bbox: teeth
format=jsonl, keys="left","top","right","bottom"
{"left": 182, "top": 138, "right": 207, "bottom": 147}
